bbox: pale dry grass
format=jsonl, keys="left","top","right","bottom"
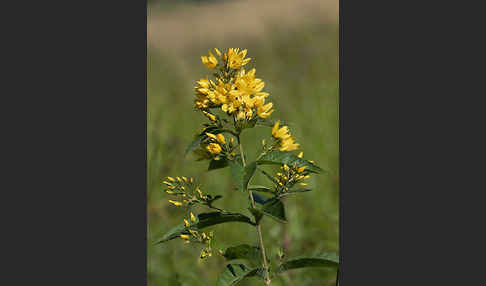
{"left": 147, "top": 0, "right": 338, "bottom": 53}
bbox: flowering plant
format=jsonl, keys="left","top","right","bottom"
{"left": 156, "top": 48, "right": 339, "bottom": 285}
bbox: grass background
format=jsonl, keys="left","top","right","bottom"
{"left": 147, "top": 1, "right": 339, "bottom": 285}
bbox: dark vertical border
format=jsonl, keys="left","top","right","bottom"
{"left": 338, "top": 0, "right": 343, "bottom": 284}
{"left": 338, "top": 0, "right": 464, "bottom": 284}
{"left": 3, "top": 0, "right": 148, "bottom": 284}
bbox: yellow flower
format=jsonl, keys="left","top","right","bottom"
{"left": 197, "top": 78, "right": 210, "bottom": 87}
{"left": 298, "top": 152, "right": 304, "bottom": 158}
{"left": 201, "top": 50, "right": 218, "bottom": 69}
{"left": 226, "top": 48, "right": 251, "bottom": 69}
{"left": 297, "top": 166, "right": 307, "bottom": 173}
{"left": 300, "top": 183, "right": 308, "bottom": 186}
{"left": 184, "top": 219, "right": 190, "bottom": 227}
{"left": 214, "top": 48, "right": 222, "bottom": 57}
{"left": 167, "top": 177, "right": 175, "bottom": 181}
{"left": 221, "top": 101, "right": 239, "bottom": 114}
{"left": 272, "top": 121, "right": 299, "bottom": 151}
{"left": 162, "top": 181, "right": 171, "bottom": 185}
{"left": 234, "top": 68, "right": 267, "bottom": 97}
{"left": 169, "top": 200, "right": 182, "bottom": 207}
{"left": 257, "top": 102, "right": 274, "bottom": 118}
{"left": 208, "top": 80, "right": 233, "bottom": 105}
{"left": 190, "top": 212, "right": 196, "bottom": 222}
{"left": 236, "top": 111, "right": 246, "bottom": 121}
{"left": 194, "top": 95, "right": 210, "bottom": 110}
{"left": 272, "top": 121, "right": 290, "bottom": 140}
{"left": 206, "top": 132, "right": 218, "bottom": 140}
{"left": 202, "top": 111, "right": 217, "bottom": 121}
{"left": 182, "top": 176, "right": 188, "bottom": 182}
{"left": 180, "top": 234, "right": 190, "bottom": 240}
{"left": 206, "top": 143, "right": 222, "bottom": 155}
{"left": 216, "top": 134, "right": 226, "bottom": 144}
{"left": 279, "top": 138, "right": 300, "bottom": 152}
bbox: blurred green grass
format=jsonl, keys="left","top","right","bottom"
{"left": 147, "top": 18, "right": 339, "bottom": 286}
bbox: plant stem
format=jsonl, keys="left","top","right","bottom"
{"left": 238, "top": 137, "right": 271, "bottom": 285}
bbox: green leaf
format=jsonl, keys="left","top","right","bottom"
{"left": 276, "top": 253, "right": 339, "bottom": 274}
{"left": 279, "top": 188, "right": 312, "bottom": 198}
{"left": 208, "top": 158, "right": 229, "bottom": 170}
{"left": 248, "top": 207, "right": 264, "bottom": 225}
{"left": 257, "top": 151, "right": 325, "bottom": 174}
{"left": 262, "top": 198, "right": 287, "bottom": 223}
{"left": 248, "top": 185, "right": 274, "bottom": 193}
{"left": 257, "top": 168, "right": 279, "bottom": 185}
{"left": 195, "top": 212, "right": 255, "bottom": 228}
{"left": 216, "top": 264, "right": 262, "bottom": 286}
{"left": 229, "top": 159, "right": 243, "bottom": 189}
{"left": 250, "top": 192, "right": 270, "bottom": 205}
{"left": 229, "top": 160, "right": 257, "bottom": 192}
{"left": 223, "top": 244, "right": 262, "bottom": 263}
{"left": 156, "top": 212, "right": 255, "bottom": 244}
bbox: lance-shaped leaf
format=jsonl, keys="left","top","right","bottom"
{"left": 248, "top": 185, "right": 274, "bottom": 194}
{"left": 229, "top": 160, "right": 257, "bottom": 192}
{"left": 278, "top": 188, "right": 312, "bottom": 198}
{"left": 276, "top": 253, "right": 339, "bottom": 274}
{"left": 257, "top": 151, "right": 324, "bottom": 174}
{"left": 208, "top": 158, "right": 229, "bottom": 170}
{"left": 156, "top": 212, "right": 255, "bottom": 244}
{"left": 223, "top": 244, "right": 262, "bottom": 264}
{"left": 250, "top": 192, "right": 270, "bottom": 205}
{"left": 216, "top": 264, "right": 263, "bottom": 286}
{"left": 261, "top": 197, "right": 287, "bottom": 223}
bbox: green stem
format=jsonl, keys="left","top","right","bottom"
{"left": 238, "top": 136, "right": 271, "bottom": 285}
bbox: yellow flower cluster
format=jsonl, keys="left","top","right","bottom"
{"left": 274, "top": 157, "right": 311, "bottom": 194}
{"left": 179, "top": 212, "right": 215, "bottom": 259}
{"left": 272, "top": 120, "right": 299, "bottom": 151}
{"left": 205, "top": 132, "right": 226, "bottom": 156}
{"left": 163, "top": 176, "right": 212, "bottom": 207}
{"left": 196, "top": 132, "right": 238, "bottom": 161}
{"left": 195, "top": 48, "right": 274, "bottom": 122}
